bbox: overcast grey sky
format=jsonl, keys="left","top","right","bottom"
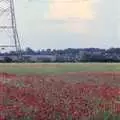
{"left": 0, "top": 0, "right": 120, "bottom": 50}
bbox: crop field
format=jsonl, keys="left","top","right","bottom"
{"left": 1, "top": 63, "right": 120, "bottom": 75}
{"left": 1, "top": 63, "right": 120, "bottom": 120}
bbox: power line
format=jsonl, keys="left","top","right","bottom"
{"left": 0, "top": 0, "right": 22, "bottom": 61}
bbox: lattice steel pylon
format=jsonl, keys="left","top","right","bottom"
{"left": 0, "top": 0, "right": 22, "bottom": 61}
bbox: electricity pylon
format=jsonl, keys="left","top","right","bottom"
{"left": 0, "top": 0, "right": 22, "bottom": 61}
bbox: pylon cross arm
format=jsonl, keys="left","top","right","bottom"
{"left": 0, "top": 0, "right": 22, "bottom": 61}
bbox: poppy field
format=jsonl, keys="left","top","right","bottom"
{"left": 1, "top": 63, "right": 120, "bottom": 120}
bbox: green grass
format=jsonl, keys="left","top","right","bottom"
{"left": 0, "top": 63, "right": 120, "bottom": 75}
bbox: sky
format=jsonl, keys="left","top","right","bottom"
{"left": 0, "top": 0, "right": 120, "bottom": 50}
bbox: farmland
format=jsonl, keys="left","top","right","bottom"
{"left": 1, "top": 63, "right": 120, "bottom": 120}
{"left": 0, "top": 63, "right": 120, "bottom": 75}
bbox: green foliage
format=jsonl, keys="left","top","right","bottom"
{"left": 104, "top": 112, "right": 111, "bottom": 120}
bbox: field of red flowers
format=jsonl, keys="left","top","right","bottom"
{"left": 1, "top": 72, "right": 120, "bottom": 120}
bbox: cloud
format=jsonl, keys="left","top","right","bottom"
{"left": 45, "top": 0, "right": 97, "bottom": 33}
{"left": 48, "top": 0, "right": 94, "bottom": 20}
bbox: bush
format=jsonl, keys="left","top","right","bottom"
{"left": 4, "top": 57, "right": 13, "bottom": 63}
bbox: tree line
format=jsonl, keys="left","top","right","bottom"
{"left": 1, "top": 47, "right": 120, "bottom": 62}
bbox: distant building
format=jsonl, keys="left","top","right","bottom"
{"left": 0, "top": 55, "right": 56, "bottom": 62}
{"left": 23, "top": 55, "right": 56, "bottom": 62}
